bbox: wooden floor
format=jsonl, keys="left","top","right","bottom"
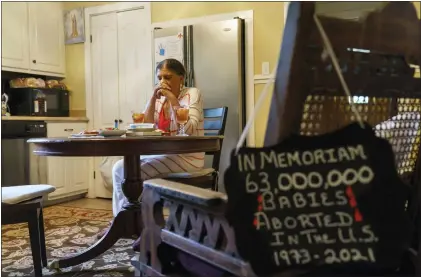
{"left": 58, "top": 198, "right": 112, "bottom": 210}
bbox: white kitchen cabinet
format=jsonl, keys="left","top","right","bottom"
{"left": 47, "top": 157, "right": 67, "bottom": 197}
{"left": 47, "top": 122, "right": 87, "bottom": 137}
{"left": 47, "top": 122, "right": 90, "bottom": 199}
{"left": 1, "top": 2, "right": 66, "bottom": 77}
{"left": 1, "top": 2, "right": 30, "bottom": 70}
{"left": 28, "top": 2, "right": 65, "bottom": 75}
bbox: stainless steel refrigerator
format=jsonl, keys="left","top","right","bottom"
{"left": 153, "top": 18, "right": 246, "bottom": 191}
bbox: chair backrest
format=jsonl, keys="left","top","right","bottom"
{"left": 203, "top": 107, "right": 228, "bottom": 170}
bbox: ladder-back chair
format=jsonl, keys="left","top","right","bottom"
{"left": 163, "top": 107, "right": 228, "bottom": 191}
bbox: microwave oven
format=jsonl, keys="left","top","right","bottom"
{"left": 8, "top": 88, "right": 70, "bottom": 117}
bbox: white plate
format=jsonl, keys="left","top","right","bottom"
{"left": 126, "top": 131, "right": 162, "bottom": 137}
{"left": 71, "top": 133, "right": 99, "bottom": 137}
{"left": 69, "top": 134, "right": 104, "bottom": 139}
{"left": 129, "top": 123, "right": 155, "bottom": 129}
{"left": 127, "top": 128, "right": 155, "bottom": 132}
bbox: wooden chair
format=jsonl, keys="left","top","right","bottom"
{"left": 134, "top": 2, "right": 421, "bottom": 276}
{"left": 163, "top": 107, "right": 228, "bottom": 191}
{"left": 2, "top": 185, "right": 56, "bottom": 277}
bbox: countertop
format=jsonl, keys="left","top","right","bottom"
{"left": 1, "top": 116, "right": 89, "bottom": 123}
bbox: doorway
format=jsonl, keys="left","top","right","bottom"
{"left": 85, "top": 2, "right": 153, "bottom": 198}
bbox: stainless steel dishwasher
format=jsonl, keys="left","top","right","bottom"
{"left": 1, "top": 120, "right": 48, "bottom": 187}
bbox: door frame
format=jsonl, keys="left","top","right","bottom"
{"left": 83, "top": 2, "right": 152, "bottom": 198}
{"left": 151, "top": 10, "right": 255, "bottom": 146}
{"left": 284, "top": 2, "right": 290, "bottom": 25}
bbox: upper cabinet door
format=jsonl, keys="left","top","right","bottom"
{"left": 1, "top": 2, "right": 29, "bottom": 70}
{"left": 28, "top": 2, "right": 65, "bottom": 75}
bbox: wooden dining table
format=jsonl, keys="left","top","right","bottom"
{"left": 27, "top": 135, "right": 222, "bottom": 269}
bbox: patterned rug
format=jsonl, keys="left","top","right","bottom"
{"left": 1, "top": 205, "right": 135, "bottom": 277}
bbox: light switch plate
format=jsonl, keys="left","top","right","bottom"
{"left": 262, "top": 62, "right": 270, "bottom": 75}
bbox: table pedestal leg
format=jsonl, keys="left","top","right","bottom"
{"left": 48, "top": 155, "right": 143, "bottom": 269}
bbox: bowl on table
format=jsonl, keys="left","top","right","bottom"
{"left": 98, "top": 129, "right": 126, "bottom": 137}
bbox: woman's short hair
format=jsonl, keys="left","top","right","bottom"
{"left": 156, "top": 58, "right": 186, "bottom": 77}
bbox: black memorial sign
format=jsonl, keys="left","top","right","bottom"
{"left": 225, "top": 123, "right": 413, "bottom": 276}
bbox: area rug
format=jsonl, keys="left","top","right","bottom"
{"left": 1, "top": 205, "right": 135, "bottom": 276}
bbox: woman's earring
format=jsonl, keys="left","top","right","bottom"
{"left": 180, "top": 83, "right": 184, "bottom": 90}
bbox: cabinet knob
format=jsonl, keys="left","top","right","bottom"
{"left": 32, "top": 60, "right": 36, "bottom": 64}
{"left": 119, "top": 119, "right": 123, "bottom": 123}
{"left": 64, "top": 128, "right": 74, "bottom": 132}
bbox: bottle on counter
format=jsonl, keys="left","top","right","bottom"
{"left": 33, "top": 89, "right": 47, "bottom": 116}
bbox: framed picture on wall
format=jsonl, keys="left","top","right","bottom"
{"left": 64, "top": 7, "right": 85, "bottom": 44}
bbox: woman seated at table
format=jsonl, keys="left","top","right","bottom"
{"left": 111, "top": 58, "right": 205, "bottom": 218}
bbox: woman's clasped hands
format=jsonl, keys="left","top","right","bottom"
{"left": 154, "top": 80, "right": 173, "bottom": 99}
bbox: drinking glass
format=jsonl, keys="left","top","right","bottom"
{"left": 174, "top": 105, "right": 189, "bottom": 136}
{"left": 132, "top": 111, "right": 145, "bottom": 123}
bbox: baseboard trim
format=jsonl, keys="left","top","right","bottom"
{"left": 44, "top": 192, "right": 87, "bottom": 207}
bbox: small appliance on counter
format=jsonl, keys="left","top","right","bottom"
{"left": 1, "top": 93, "right": 10, "bottom": 116}
{"left": 7, "top": 88, "right": 70, "bottom": 117}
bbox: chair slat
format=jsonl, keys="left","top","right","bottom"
{"left": 204, "top": 131, "right": 220, "bottom": 136}
{"left": 204, "top": 108, "right": 225, "bottom": 118}
{"left": 204, "top": 120, "right": 223, "bottom": 131}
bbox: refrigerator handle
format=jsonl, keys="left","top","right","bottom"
{"left": 182, "top": 26, "right": 189, "bottom": 87}
{"left": 185, "top": 25, "right": 194, "bottom": 87}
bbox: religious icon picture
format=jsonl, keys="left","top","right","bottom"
{"left": 64, "top": 7, "right": 85, "bottom": 44}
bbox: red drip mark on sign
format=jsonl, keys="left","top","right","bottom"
{"left": 254, "top": 194, "right": 263, "bottom": 227}
{"left": 354, "top": 209, "right": 363, "bottom": 222}
{"left": 346, "top": 187, "right": 356, "bottom": 207}
{"left": 346, "top": 186, "right": 363, "bottom": 222}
